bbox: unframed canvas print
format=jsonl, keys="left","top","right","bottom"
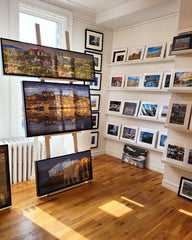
{"left": 178, "top": 177, "right": 192, "bottom": 201}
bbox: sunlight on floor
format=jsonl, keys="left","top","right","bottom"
{"left": 99, "top": 200, "right": 132, "bottom": 217}
{"left": 22, "top": 207, "right": 88, "bottom": 240}
{"left": 121, "top": 196, "right": 144, "bottom": 207}
{"left": 179, "top": 209, "right": 192, "bottom": 217}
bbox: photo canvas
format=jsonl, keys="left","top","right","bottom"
{"left": 23, "top": 81, "right": 92, "bottom": 137}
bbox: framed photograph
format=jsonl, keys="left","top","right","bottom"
{"left": 170, "top": 70, "right": 192, "bottom": 88}
{"left": 111, "top": 48, "right": 127, "bottom": 63}
{"left": 91, "top": 112, "right": 99, "bottom": 129}
{"left": 85, "top": 51, "right": 102, "bottom": 72}
{"left": 172, "top": 34, "right": 192, "bottom": 51}
{"left": 85, "top": 29, "right": 103, "bottom": 52}
{"left": 138, "top": 101, "right": 159, "bottom": 119}
{"left": 120, "top": 125, "right": 138, "bottom": 143}
{"left": 137, "top": 127, "right": 157, "bottom": 148}
{"left": 122, "top": 100, "right": 140, "bottom": 117}
{"left": 158, "top": 104, "right": 169, "bottom": 121}
{"left": 127, "top": 46, "right": 145, "bottom": 61}
{"left": 108, "top": 100, "right": 122, "bottom": 113}
{"left": 85, "top": 72, "right": 101, "bottom": 90}
{"left": 141, "top": 72, "right": 163, "bottom": 88}
{"left": 143, "top": 42, "right": 166, "bottom": 60}
{"left": 35, "top": 150, "right": 93, "bottom": 197}
{"left": 166, "top": 99, "right": 191, "bottom": 129}
{"left": 166, "top": 41, "right": 175, "bottom": 58}
{"left": 185, "top": 145, "right": 192, "bottom": 166}
{"left": 90, "top": 131, "right": 99, "bottom": 148}
{"left": 164, "top": 140, "right": 186, "bottom": 164}
{"left": 90, "top": 94, "right": 100, "bottom": 111}
{"left": 178, "top": 177, "right": 192, "bottom": 201}
{"left": 122, "top": 144, "right": 148, "bottom": 169}
{"left": 162, "top": 72, "right": 172, "bottom": 88}
{"left": 1, "top": 38, "right": 95, "bottom": 82}
{"left": 23, "top": 81, "right": 92, "bottom": 137}
{"left": 109, "top": 74, "right": 125, "bottom": 88}
{"left": 0, "top": 145, "right": 11, "bottom": 209}
{"left": 106, "top": 122, "right": 121, "bottom": 139}
{"left": 124, "top": 74, "right": 142, "bottom": 88}
{"left": 157, "top": 131, "right": 167, "bottom": 150}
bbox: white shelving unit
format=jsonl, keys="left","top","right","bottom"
{"left": 106, "top": 88, "right": 169, "bottom": 92}
{"left": 162, "top": 159, "right": 192, "bottom": 172}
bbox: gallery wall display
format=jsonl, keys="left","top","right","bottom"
{"left": 1, "top": 38, "right": 95, "bottom": 81}
{"left": 23, "top": 81, "right": 92, "bottom": 137}
{"left": 90, "top": 131, "right": 99, "bottom": 148}
{"left": 85, "top": 51, "right": 102, "bottom": 72}
{"left": 0, "top": 145, "right": 11, "bottom": 209}
{"left": 35, "top": 150, "right": 93, "bottom": 197}
{"left": 85, "top": 29, "right": 103, "bottom": 52}
{"left": 178, "top": 177, "right": 192, "bottom": 201}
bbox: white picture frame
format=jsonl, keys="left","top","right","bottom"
{"left": 158, "top": 104, "right": 169, "bottom": 121}
{"left": 106, "top": 122, "right": 121, "bottom": 139}
{"left": 165, "top": 41, "right": 175, "bottom": 59}
{"left": 141, "top": 72, "right": 163, "bottom": 89}
{"left": 157, "top": 130, "right": 168, "bottom": 150}
{"left": 109, "top": 74, "right": 125, "bottom": 88}
{"left": 126, "top": 45, "right": 145, "bottom": 62}
{"left": 111, "top": 48, "right": 127, "bottom": 63}
{"left": 122, "top": 100, "right": 140, "bottom": 117}
{"left": 166, "top": 99, "right": 191, "bottom": 129}
{"left": 170, "top": 69, "right": 192, "bottom": 89}
{"left": 137, "top": 127, "right": 157, "bottom": 148}
{"left": 124, "top": 74, "right": 142, "bottom": 88}
{"left": 108, "top": 99, "right": 122, "bottom": 113}
{"left": 164, "top": 139, "right": 186, "bottom": 166}
{"left": 143, "top": 42, "right": 166, "bottom": 60}
{"left": 120, "top": 125, "right": 138, "bottom": 143}
{"left": 90, "top": 94, "right": 100, "bottom": 111}
{"left": 162, "top": 72, "right": 172, "bottom": 89}
{"left": 138, "top": 101, "right": 159, "bottom": 119}
{"left": 184, "top": 144, "right": 192, "bottom": 168}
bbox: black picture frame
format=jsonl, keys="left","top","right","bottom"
{"left": 1, "top": 38, "right": 95, "bottom": 81}
{"left": 92, "top": 112, "right": 99, "bottom": 129}
{"left": 178, "top": 177, "right": 192, "bottom": 201}
{"left": 90, "top": 131, "right": 99, "bottom": 149}
{"left": 23, "top": 81, "right": 92, "bottom": 137}
{"left": 85, "top": 72, "right": 102, "bottom": 90}
{"left": 90, "top": 94, "right": 100, "bottom": 111}
{"left": 85, "top": 50, "right": 102, "bottom": 72}
{"left": 85, "top": 29, "right": 103, "bottom": 52}
{"left": 35, "top": 150, "right": 93, "bottom": 197}
{"left": 0, "top": 145, "right": 12, "bottom": 209}
{"left": 172, "top": 34, "right": 192, "bottom": 51}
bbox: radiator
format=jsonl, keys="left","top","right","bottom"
{"left": 1, "top": 137, "right": 46, "bottom": 184}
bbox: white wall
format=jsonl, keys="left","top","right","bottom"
{"left": 105, "top": 14, "right": 179, "bottom": 173}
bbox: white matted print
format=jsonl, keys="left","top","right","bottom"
{"left": 122, "top": 100, "right": 140, "bottom": 117}
{"left": 157, "top": 130, "right": 167, "bottom": 150}
{"left": 120, "top": 125, "right": 138, "bottom": 143}
{"left": 141, "top": 72, "right": 163, "bottom": 88}
{"left": 85, "top": 72, "right": 101, "bottom": 90}
{"left": 111, "top": 48, "right": 127, "bottom": 63}
{"left": 90, "top": 94, "right": 100, "bottom": 111}
{"left": 124, "top": 74, "right": 142, "bottom": 88}
{"left": 170, "top": 70, "right": 192, "bottom": 88}
{"left": 138, "top": 101, "right": 159, "bottom": 119}
{"left": 85, "top": 50, "right": 102, "bottom": 71}
{"left": 90, "top": 131, "right": 99, "bottom": 148}
{"left": 106, "top": 122, "right": 121, "bottom": 139}
{"left": 137, "top": 127, "right": 157, "bottom": 148}
{"left": 127, "top": 46, "right": 145, "bottom": 61}
{"left": 185, "top": 145, "right": 192, "bottom": 167}
{"left": 85, "top": 29, "right": 103, "bottom": 52}
{"left": 162, "top": 72, "right": 172, "bottom": 89}
{"left": 108, "top": 100, "right": 122, "bottom": 113}
{"left": 158, "top": 104, "right": 169, "bottom": 121}
{"left": 166, "top": 41, "right": 174, "bottom": 58}
{"left": 109, "top": 74, "right": 125, "bottom": 88}
{"left": 143, "top": 42, "right": 166, "bottom": 60}
{"left": 166, "top": 99, "right": 191, "bottom": 129}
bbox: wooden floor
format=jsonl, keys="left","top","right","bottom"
{"left": 0, "top": 154, "right": 192, "bottom": 240}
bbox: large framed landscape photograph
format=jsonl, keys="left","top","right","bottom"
{"left": 0, "top": 145, "right": 11, "bottom": 209}
{"left": 23, "top": 81, "right": 92, "bottom": 137}
{"left": 1, "top": 38, "right": 95, "bottom": 81}
{"left": 35, "top": 150, "right": 93, "bottom": 197}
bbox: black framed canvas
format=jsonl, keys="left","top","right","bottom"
{"left": 178, "top": 177, "right": 192, "bottom": 201}
{"left": 35, "top": 150, "right": 93, "bottom": 197}
{"left": 85, "top": 51, "right": 102, "bottom": 72}
{"left": 92, "top": 112, "right": 99, "bottom": 129}
{"left": 172, "top": 34, "right": 192, "bottom": 51}
{"left": 1, "top": 38, "right": 95, "bottom": 81}
{"left": 0, "top": 145, "right": 11, "bottom": 209}
{"left": 91, "top": 131, "right": 99, "bottom": 148}
{"left": 85, "top": 72, "right": 101, "bottom": 90}
{"left": 23, "top": 81, "right": 92, "bottom": 137}
{"left": 85, "top": 29, "right": 103, "bottom": 52}
{"left": 90, "top": 94, "right": 100, "bottom": 111}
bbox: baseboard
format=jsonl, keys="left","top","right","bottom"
{"left": 161, "top": 179, "right": 178, "bottom": 193}
{"left": 105, "top": 151, "right": 122, "bottom": 159}
{"left": 91, "top": 149, "right": 105, "bottom": 157}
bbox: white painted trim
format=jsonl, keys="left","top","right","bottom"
{"left": 161, "top": 179, "right": 178, "bottom": 193}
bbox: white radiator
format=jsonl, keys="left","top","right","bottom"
{"left": 1, "top": 137, "right": 46, "bottom": 184}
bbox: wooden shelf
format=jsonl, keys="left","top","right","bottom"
{"left": 164, "top": 124, "right": 192, "bottom": 133}
{"left": 108, "top": 57, "right": 175, "bottom": 66}
{"left": 172, "top": 49, "right": 192, "bottom": 55}
{"left": 105, "top": 112, "right": 165, "bottom": 123}
{"left": 168, "top": 88, "right": 192, "bottom": 93}
{"left": 162, "top": 159, "right": 192, "bottom": 172}
{"left": 104, "top": 135, "right": 163, "bottom": 153}
{"left": 106, "top": 88, "right": 169, "bottom": 92}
